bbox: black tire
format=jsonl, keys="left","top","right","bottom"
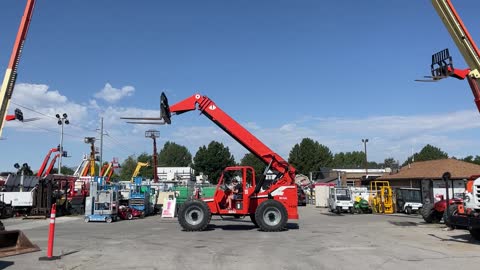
{"left": 443, "top": 204, "right": 458, "bottom": 228}
{"left": 349, "top": 207, "right": 354, "bottom": 214}
{"left": 178, "top": 200, "right": 211, "bottom": 231}
{"left": 470, "top": 228, "right": 480, "bottom": 241}
{"left": 127, "top": 213, "right": 133, "bottom": 220}
{"left": 421, "top": 203, "right": 437, "bottom": 223}
{"left": 405, "top": 206, "right": 412, "bottom": 215}
{"left": 106, "top": 217, "right": 113, "bottom": 223}
{"left": 255, "top": 200, "right": 288, "bottom": 232}
{"left": 250, "top": 214, "right": 259, "bottom": 227}
{"left": 84, "top": 217, "right": 90, "bottom": 223}
{"left": 336, "top": 207, "right": 341, "bottom": 215}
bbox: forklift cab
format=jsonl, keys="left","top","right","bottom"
{"left": 214, "top": 166, "right": 255, "bottom": 214}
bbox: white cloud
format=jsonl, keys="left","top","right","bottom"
{"left": 9, "top": 83, "right": 89, "bottom": 132}
{"left": 5, "top": 82, "right": 480, "bottom": 171}
{"left": 94, "top": 83, "right": 135, "bottom": 103}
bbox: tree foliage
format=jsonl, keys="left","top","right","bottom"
{"left": 461, "top": 155, "right": 480, "bottom": 165}
{"left": 288, "top": 138, "right": 333, "bottom": 175}
{"left": 137, "top": 152, "right": 153, "bottom": 179}
{"left": 383, "top": 157, "right": 397, "bottom": 169}
{"left": 119, "top": 155, "right": 137, "bottom": 181}
{"left": 332, "top": 151, "right": 365, "bottom": 168}
{"left": 193, "top": 141, "right": 236, "bottom": 184}
{"left": 158, "top": 141, "right": 192, "bottom": 167}
{"left": 240, "top": 153, "right": 266, "bottom": 180}
{"left": 402, "top": 144, "right": 449, "bottom": 166}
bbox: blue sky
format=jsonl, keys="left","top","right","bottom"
{"left": 1, "top": 0, "right": 480, "bottom": 172}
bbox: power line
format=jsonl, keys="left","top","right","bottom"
{"left": 11, "top": 101, "right": 98, "bottom": 133}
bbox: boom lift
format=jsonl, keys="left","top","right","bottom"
{"left": 0, "top": 0, "right": 36, "bottom": 138}
{"left": 421, "top": 0, "right": 480, "bottom": 240}
{"left": 36, "top": 147, "right": 59, "bottom": 177}
{"left": 165, "top": 93, "right": 298, "bottom": 232}
{"left": 131, "top": 162, "right": 149, "bottom": 183}
{"left": 0, "top": 2, "right": 39, "bottom": 256}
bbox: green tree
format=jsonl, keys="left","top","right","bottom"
{"left": 158, "top": 141, "right": 192, "bottom": 166}
{"left": 383, "top": 157, "right": 397, "bottom": 168}
{"left": 288, "top": 138, "right": 333, "bottom": 175}
{"left": 119, "top": 155, "right": 137, "bottom": 181}
{"left": 240, "top": 153, "right": 266, "bottom": 180}
{"left": 332, "top": 151, "right": 365, "bottom": 168}
{"left": 193, "top": 141, "right": 235, "bottom": 184}
{"left": 461, "top": 155, "right": 480, "bottom": 165}
{"left": 137, "top": 152, "right": 153, "bottom": 179}
{"left": 402, "top": 144, "right": 448, "bottom": 166}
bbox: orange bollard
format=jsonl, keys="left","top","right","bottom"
{"left": 39, "top": 203, "right": 60, "bottom": 261}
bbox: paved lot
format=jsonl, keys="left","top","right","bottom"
{"left": 1, "top": 205, "right": 480, "bottom": 270}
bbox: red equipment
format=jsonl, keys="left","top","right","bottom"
{"left": 167, "top": 93, "right": 298, "bottom": 232}
{"left": 0, "top": 0, "right": 36, "bottom": 138}
{"left": 37, "top": 148, "right": 59, "bottom": 177}
{"left": 39, "top": 203, "right": 60, "bottom": 261}
{"left": 118, "top": 205, "right": 143, "bottom": 220}
{"left": 421, "top": 0, "right": 480, "bottom": 240}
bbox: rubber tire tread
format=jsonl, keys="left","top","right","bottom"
{"left": 443, "top": 204, "right": 458, "bottom": 228}
{"left": 421, "top": 203, "right": 436, "bottom": 223}
{"left": 250, "top": 214, "right": 259, "bottom": 227}
{"left": 255, "top": 200, "right": 288, "bottom": 232}
{"left": 470, "top": 228, "right": 480, "bottom": 241}
{"left": 178, "top": 200, "right": 211, "bottom": 231}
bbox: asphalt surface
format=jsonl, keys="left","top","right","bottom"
{"left": 1, "top": 205, "right": 480, "bottom": 270}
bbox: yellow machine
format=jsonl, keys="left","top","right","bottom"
{"left": 131, "top": 162, "right": 149, "bottom": 182}
{"left": 369, "top": 181, "right": 394, "bottom": 214}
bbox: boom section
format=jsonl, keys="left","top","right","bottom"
{"left": 0, "top": 0, "right": 36, "bottom": 137}
{"left": 169, "top": 94, "right": 295, "bottom": 177}
{"left": 432, "top": 0, "right": 480, "bottom": 81}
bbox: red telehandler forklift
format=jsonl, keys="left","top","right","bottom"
{"left": 155, "top": 93, "right": 299, "bottom": 231}
{"left": 419, "top": 0, "right": 480, "bottom": 240}
{"left": 0, "top": 0, "right": 41, "bottom": 258}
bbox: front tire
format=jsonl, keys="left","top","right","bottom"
{"left": 405, "top": 206, "right": 412, "bottom": 215}
{"left": 255, "top": 200, "right": 288, "bottom": 232}
{"left": 178, "top": 200, "right": 211, "bottom": 231}
{"left": 250, "top": 214, "right": 259, "bottom": 227}
{"left": 106, "top": 217, "right": 113, "bottom": 223}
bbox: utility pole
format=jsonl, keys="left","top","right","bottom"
{"left": 56, "top": 113, "right": 69, "bottom": 174}
{"left": 362, "top": 138, "right": 369, "bottom": 178}
{"left": 145, "top": 130, "right": 160, "bottom": 183}
{"left": 99, "top": 117, "right": 103, "bottom": 168}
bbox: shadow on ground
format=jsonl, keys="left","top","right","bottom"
{"left": 0, "top": 261, "right": 14, "bottom": 270}
{"left": 428, "top": 233, "right": 480, "bottom": 245}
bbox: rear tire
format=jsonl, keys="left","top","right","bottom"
{"left": 255, "top": 200, "right": 288, "bottom": 232}
{"left": 127, "top": 213, "right": 133, "bottom": 220}
{"left": 421, "top": 203, "right": 437, "bottom": 223}
{"left": 470, "top": 228, "right": 480, "bottom": 241}
{"left": 443, "top": 204, "right": 458, "bottom": 228}
{"left": 84, "top": 217, "right": 90, "bottom": 223}
{"left": 178, "top": 200, "right": 211, "bottom": 231}
{"left": 106, "top": 217, "right": 112, "bottom": 223}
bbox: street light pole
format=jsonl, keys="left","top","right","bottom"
{"left": 56, "top": 113, "right": 69, "bottom": 174}
{"left": 362, "top": 138, "right": 369, "bottom": 178}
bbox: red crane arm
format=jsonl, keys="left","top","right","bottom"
{"left": 0, "top": 0, "right": 36, "bottom": 137}
{"left": 169, "top": 94, "right": 296, "bottom": 180}
{"left": 43, "top": 154, "right": 60, "bottom": 177}
{"left": 37, "top": 148, "right": 58, "bottom": 177}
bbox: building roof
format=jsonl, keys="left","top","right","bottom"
{"left": 377, "top": 159, "right": 480, "bottom": 180}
